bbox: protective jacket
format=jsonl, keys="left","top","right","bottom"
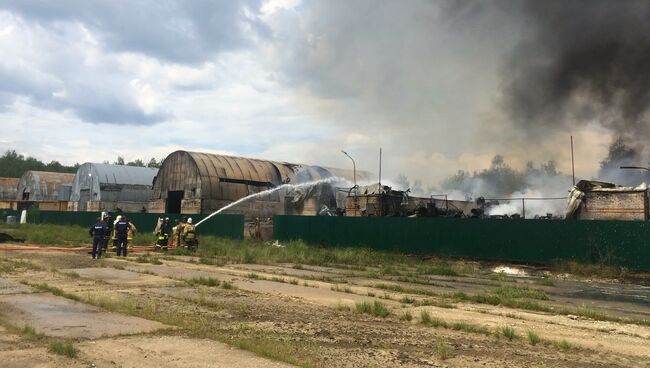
{"left": 89, "top": 221, "right": 108, "bottom": 239}
{"left": 115, "top": 220, "right": 130, "bottom": 238}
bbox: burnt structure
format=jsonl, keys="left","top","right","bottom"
{"left": 150, "top": 150, "right": 358, "bottom": 218}
{"left": 344, "top": 184, "right": 476, "bottom": 217}
{"left": 16, "top": 171, "right": 74, "bottom": 201}
{"left": 566, "top": 180, "right": 649, "bottom": 221}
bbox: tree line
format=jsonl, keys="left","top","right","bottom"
{"left": 0, "top": 150, "right": 163, "bottom": 178}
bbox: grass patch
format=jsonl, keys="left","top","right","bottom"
{"left": 331, "top": 284, "right": 353, "bottom": 293}
{"left": 221, "top": 280, "right": 235, "bottom": 289}
{"left": 198, "top": 257, "right": 223, "bottom": 266}
{"left": 18, "top": 324, "right": 46, "bottom": 341}
{"left": 417, "top": 264, "right": 458, "bottom": 277}
{"left": 419, "top": 311, "right": 491, "bottom": 335}
{"left": 187, "top": 276, "right": 220, "bottom": 287}
{"left": 532, "top": 278, "right": 555, "bottom": 287}
{"left": 135, "top": 254, "right": 163, "bottom": 265}
{"left": 420, "top": 310, "right": 432, "bottom": 324}
{"left": 528, "top": 330, "right": 540, "bottom": 346}
{"left": 494, "top": 286, "right": 548, "bottom": 301}
{"left": 230, "top": 337, "right": 312, "bottom": 367}
{"left": 355, "top": 301, "right": 390, "bottom": 318}
{"left": 400, "top": 310, "right": 413, "bottom": 321}
{"left": 48, "top": 340, "right": 78, "bottom": 358}
{"left": 32, "top": 283, "right": 80, "bottom": 301}
{"left": 435, "top": 337, "right": 450, "bottom": 360}
{"left": 414, "top": 299, "right": 455, "bottom": 309}
{"left": 336, "top": 302, "right": 351, "bottom": 312}
{"left": 400, "top": 296, "right": 415, "bottom": 304}
{"left": 553, "top": 260, "right": 623, "bottom": 279}
{"left": 62, "top": 271, "right": 80, "bottom": 279}
{"left": 500, "top": 326, "right": 517, "bottom": 340}
{"left": 552, "top": 339, "right": 572, "bottom": 351}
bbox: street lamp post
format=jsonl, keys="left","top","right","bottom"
{"left": 341, "top": 150, "right": 358, "bottom": 216}
{"left": 341, "top": 150, "right": 356, "bottom": 188}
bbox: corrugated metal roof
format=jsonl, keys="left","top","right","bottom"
{"left": 70, "top": 163, "right": 158, "bottom": 202}
{"left": 85, "top": 163, "right": 158, "bottom": 185}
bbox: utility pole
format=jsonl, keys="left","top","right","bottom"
{"left": 571, "top": 135, "right": 575, "bottom": 185}
{"left": 378, "top": 147, "right": 382, "bottom": 187}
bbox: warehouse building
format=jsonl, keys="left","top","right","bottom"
{"left": 16, "top": 171, "right": 74, "bottom": 201}
{"left": 0, "top": 177, "right": 18, "bottom": 200}
{"left": 149, "top": 150, "right": 359, "bottom": 217}
{"left": 69, "top": 163, "right": 158, "bottom": 212}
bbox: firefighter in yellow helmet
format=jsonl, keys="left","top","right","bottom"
{"left": 181, "top": 217, "right": 198, "bottom": 250}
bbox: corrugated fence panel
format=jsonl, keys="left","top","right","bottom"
{"left": 2, "top": 210, "right": 243, "bottom": 239}
{"left": 273, "top": 216, "right": 650, "bottom": 270}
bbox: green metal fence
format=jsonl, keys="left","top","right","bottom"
{"left": 0, "top": 209, "right": 243, "bottom": 239}
{"left": 273, "top": 216, "right": 650, "bottom": 270}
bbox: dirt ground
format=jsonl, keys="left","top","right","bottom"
{"left": 0, "top": 247, "right": 649, "bottom": 367}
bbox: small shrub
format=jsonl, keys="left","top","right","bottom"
{"left": 500, "top": 326, "right": 516, "bottom": 340}
{"left": 367, "top": 291, "right": 376, "bottom": 297}
{"left": 135, "top": 254, "right": 162, "bottom": 265}
{"left": 553, "top": 339, "right": 572, "bottom": 351}
{"left": 62, "top": 271, "right": 80, "bottom": 279}
{"left": 247, "top": 273, "right": 260, "bottom": 279}
{"left": 436, "top": 337, "right": 450, "bottom": 360}
{"left": 221, "top": 281, "right": 235, "bottom": 289}
{"left": 336, "top": 302, "right": 351, "bottom": 312}
{"left": 371, "top": 301, "right": 390, "bottom": 318}
{"left": 188, "top": 277, "right": 219, "bottom": 287}
{"left": 420, "top": 310, "right": 432, "bottom": 324}
{"left": 356, "top": 301, "right": 373, "bottom": 314}
{"left": 400, "top": 310, "right": 413, "bottom": 321}
{"left": 400, "top": 296, "right": 415, "bottom": 304}
{"left": 48, "top": 340, "right": 77, "bottom": 358}
{"left": 528, "top": 331, "right": 540, "bottom": 346}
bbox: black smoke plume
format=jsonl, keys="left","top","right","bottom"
{"left": 502, "top": 0, "right": 650, "bottom": 142}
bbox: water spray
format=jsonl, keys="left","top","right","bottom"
{"left": 195, "top": 176, "right": 345, "bottom": 227}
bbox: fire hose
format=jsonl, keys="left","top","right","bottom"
{"left": 0, "top": 244, "right": 156, "bottom": 252}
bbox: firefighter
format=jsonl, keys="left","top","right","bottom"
{"left": 182, "top": 217, "right": 197, "bottom": 250}
{"left": 102, "top": 214, "right": 113, "bottom": 252}
{"left": 89, "top": 217, "right": 108, "bottom": 260}
{"left": 114, "top": 216, "right": 131, "bottom": 257}
{"left": 176, "top": 217, "right": 187, "bottom": 248}
{"left": 169, "top": 219, "right": 181, "bottom": 248}
{"left": 155, "top": 218, "right": 171, "bottom": 249}
{"left": 127, "top": 217, "right": 137, "bottom": 250}
{"left": 111, "top": 215, "right": 122, "bottom": 250}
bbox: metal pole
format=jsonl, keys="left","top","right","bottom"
{"left": 341, "top": 151, "right": 356, "bottom": 188}
{"left": 522, "top": 198, "right": 525, "bottom": 219}
{"left": 378, "top": 147, "right": 382, "bottom": 187}
{"left": 571, "top": 135, "right": 575, "bottom": 185}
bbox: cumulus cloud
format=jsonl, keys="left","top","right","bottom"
{"left": 0, "top": 0, "right": 646, "bottom": 195}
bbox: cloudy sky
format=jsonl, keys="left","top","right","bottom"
{"left": 0, "top": 0, "right": 640, "bottom": 189}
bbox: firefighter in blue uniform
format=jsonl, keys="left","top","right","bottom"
{"left": 89, "top": 217, "right": 108, "bottom": 259}
{"left": 114, "top": 216, "right": 131, "bottom": 257}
